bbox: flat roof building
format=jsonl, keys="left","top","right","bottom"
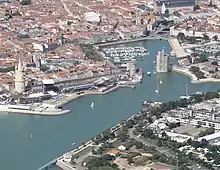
{"left": 156, "top": 0, "right": 196, "bottom": 8}
{"left": 198, "top": 131, "right": 220, "bottom": 143}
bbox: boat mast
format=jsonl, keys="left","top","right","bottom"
{"left": 186, "top": 84, "right": 188, "bottom": 96}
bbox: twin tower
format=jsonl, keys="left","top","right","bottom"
{"left": 14, "top": 58, "right": 25, "bottom": 94}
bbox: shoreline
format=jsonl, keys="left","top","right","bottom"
{"left": 173, "top": 66, "right": 220, "bottom": 84}
{"left": 96, "top": 36, "right": 167, "bottom": 47}
{"left": 54, "top": 84, "right": 134, "bottom": 107}
{"left": 3, "top": 85, "right": 134, "bottom": 116}
{"left": 0, "top": 108, "right": 70, "bottom": 116}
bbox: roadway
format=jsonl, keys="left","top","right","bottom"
{"left": 128, "top": 127, "right": 175, "bottom": 158}
{"left": 128, "top": 127, "right": 209, "bottom": 170}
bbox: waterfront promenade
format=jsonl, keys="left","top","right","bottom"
{"left": 51, "top": 84, "right": 135, "bottom": 107}
{"left": 168, "top": 38, "right": 187, "bottom": 58}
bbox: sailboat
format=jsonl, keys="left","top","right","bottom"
{"left": 180, "top": 84, "right": 190, "bottom": 99}
{"left": 155, "top": 83, "right": 159, "bottom": 93}
{"left": 160, "top": 80, "right": 162, "bottom": 84}
{"left": 30, "top": 133, "right": 33, "bottom": 139}
{"left": 90, "top": 102, "right": 94, "bottom": 109}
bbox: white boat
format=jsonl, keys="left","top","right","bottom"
{"left": 160, "top": 80, "right": 162, "bottom": 84}
{"left": 146, "top": 72, "right": 151, "bottom": 76}
{"left": 155, "top": 83, "right": 159, "bottom": 93}
{"left": 155, "top": 89, "right": 159, "bottom": 93}
{"left": 171, "top": 51, "right": 175, "bottom": 56}
{"left": 91, "top": 102, "right": 94, "bottom": 109}
{"left": 30, "top": 133, "right": 33, "bottom": 139}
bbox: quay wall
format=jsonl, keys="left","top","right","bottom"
{"left": 56, "top": 160, "right": 75, "bottom": 170}
{"left": 55, "top": 84, "right": 135, "bottom": 107}
{"left": 0, "top": 108, "right": 70, "bottom": 116}
{"left": 173, "top": 66, "right": 220, "bottom": 84}
{"left": 96, "top": 36, "right": 167, "bottom": 47}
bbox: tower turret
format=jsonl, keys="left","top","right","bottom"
{"left": 15, "top": 58, "right": 25, "bottom": 94}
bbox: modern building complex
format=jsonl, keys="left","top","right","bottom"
{"left": 156, "top": 50, "right": 170, "bottom": 73}
{"left": 14, "top": 58, "right": 25, "bottom": 94}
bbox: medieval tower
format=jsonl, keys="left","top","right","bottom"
{"left": 15, "top": 58, "right": 25, "bottom": 93}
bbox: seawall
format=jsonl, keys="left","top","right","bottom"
{"left": 173, "top": 66, "right": 220, "bottom": 84}
{"left": 96, "top": 36, "right": 167, "bottom": 47}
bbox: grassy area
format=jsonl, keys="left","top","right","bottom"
{"left": 74, "top": 145, "right": 95, "bottom": 158}
{"left": 80, "top": 44, "right": 103, "bottom": 61}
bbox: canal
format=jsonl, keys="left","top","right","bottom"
{"left": 0, "top": 40, "right": 219, "bottom": 170}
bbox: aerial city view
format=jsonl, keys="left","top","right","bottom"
{"left": 2, "top": 0, "right": 220, "bottom": 169}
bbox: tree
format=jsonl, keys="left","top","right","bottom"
{"left": 211, "top": 61, "right": 218, "bottom": 66}
{"left": 117, "top": 130, "right": 128, "bottom": 142}
{"left": 189, "top": 66, "right": 200, "bottom": 73}
{"left": 177, "top": 32, "right": 185, "bottom": 42}
{"left": 203, "top": 34, "right": 210, "bottom": 41}
{"left": 199, "top": 127, "right": 215, "bottom": 137}
{"left": 213, "top": 35, "right": 218, "bottom": 41}
{"left": 20, "top": 0, "right": 31, "bottom": 5}
{"left": 134, "top": 141, "right": 143, "bottom": 149}
{"left": 193, "top": 4, "right": 200, "bottom": 11}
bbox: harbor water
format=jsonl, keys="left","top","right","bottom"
{"left": 0, "top": 40, "right": 219, "bottom": 170}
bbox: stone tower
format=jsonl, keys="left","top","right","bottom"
{"left": 161, "top": 3, "right": 166, "bottom": 15}
{"left": 15, "top": 58, "right": 25, "bottom": 94}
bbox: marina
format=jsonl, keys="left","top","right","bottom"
{"left": 102, "top": 46, "right": 149, "bottom": 63}
{"left": 1, "top": 40, "right": 220, "bottom": 170}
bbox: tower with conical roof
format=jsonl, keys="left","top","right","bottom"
{"left": 161, "top": 3, "right": 166, "bottom": 15}
{"left": 15, "top": 58, "right": 25, "bottom": 94}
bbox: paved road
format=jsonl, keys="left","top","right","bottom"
{"left": 128, "top": 127, "right": 209, "bottom": 170}
{"left": 128, "top": 127, "right": 175, "bottom": 158}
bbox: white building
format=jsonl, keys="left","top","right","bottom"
{"left": 14, "top": 58, "right": 25, "bottom": 94}
{"left": 198, "top": 131, "right": 220, "bottom": 143}
{"left": 170, "top": 26, "right": 220, "bottom": 38}
{"left": 165, "top": 132, "right": 194, "bottom": 143}
{"left": 156, "top": 50, "right": 169, "bottom": 73}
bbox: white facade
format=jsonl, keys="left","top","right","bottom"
{"left": 156, "top": 50, "right": 169, "bottom": 73}
{"left": 15, "top": 58, "right": 25, "bottom": 94}
{"left": 198, "top": 131, "right": 220, "bottom": 143}
{"left": 84, "top": 12, "right": 101, "bottom": 23}
{"left": 33, "top": 43, "right": 44, "bottom": 52}
{"left": 166, "top": 132, "right": 194, "bottom": 143}
{"left": 170, "top": 26, "right": 220, "bottom": 38}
